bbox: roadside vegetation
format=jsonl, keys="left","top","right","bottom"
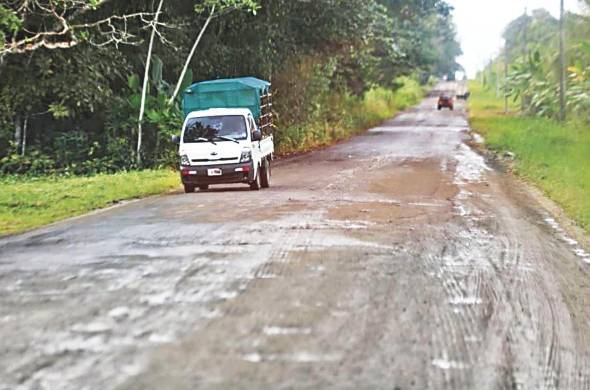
{"left": 471, "top": 5, "right": 589, "bottom": 231}
{"left": 277, "top": 77, "right": 426, "bottom": 153}
{"left": 469, "top": 82, "right": 590, "bottom": 231}
{"left": 1, "top": 0, "right": 461, "bottom": 174}
{"left": 479, "top": 7, "right": 590, "bottom": 121}
{"left": 0, "top": 170, "right": 178, "bottom": 235}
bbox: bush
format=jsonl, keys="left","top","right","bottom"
{"left": 54, "top": 131, "right": 92, "bottom": 167}
{"left": 0, "top": 148, "right": 57, "bottom": 175}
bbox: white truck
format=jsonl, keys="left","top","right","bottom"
{"left": 172, "top": 78, "right": 274, "bottom": 193}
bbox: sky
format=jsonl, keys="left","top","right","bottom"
{"left": 447, "top": 0, "right": 584, "bottom": 78}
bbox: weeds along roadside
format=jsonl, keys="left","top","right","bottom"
{"left": 275, "top": 76, "right": 426, "bottom": 154}
{"left": 468, "top": 81, "right": 590, "bottom": 231}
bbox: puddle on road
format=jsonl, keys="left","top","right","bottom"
{"left": 448, "top": 296, "right": 483, "bottom": 306}
{"left": 472, "top": 133, "right": 485, "bottom": 145}
{"left": 262, "top": 326, "right": 312, "bottom": 336}
{"left": 453, "top": 143, "right": 491, "bottom": 185}
{"left": 243, "top": 351, "right": 341, "bottom": 364}
{"left": 432, "top": 358, "right": 467, "bottom": 370}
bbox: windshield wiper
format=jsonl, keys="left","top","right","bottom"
{"left": 197, "top": 137, "right": 217, "bottom": 145}
{"left": 215, "top": 136, "right": 240, "bottom": 144}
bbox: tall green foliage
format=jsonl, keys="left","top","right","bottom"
{"left": 481, "top": 7, "right": 590, "bottom": 121}
{"left": 0, "top": 0, "right": 461, "bottom": 175}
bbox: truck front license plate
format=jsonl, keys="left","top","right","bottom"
{"left": 207, "top": 168, "right": 222, "bottom": 176}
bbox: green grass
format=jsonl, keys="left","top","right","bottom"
{"left": 469, "top": 81, "right": 590, "bottom": 230}
{"left": 0, "top": 170, "right": 179, "bottom": 235}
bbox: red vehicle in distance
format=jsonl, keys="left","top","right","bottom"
{"left": 437, "top": 94, "right": 454, "bottom": 111}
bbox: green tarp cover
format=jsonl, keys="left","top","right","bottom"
{"left": 182, "top": 77, "right": 271, "bottom": 119}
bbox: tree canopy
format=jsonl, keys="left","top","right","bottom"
{"left": 0, "top": 0, "right": 461, "bottom": 174}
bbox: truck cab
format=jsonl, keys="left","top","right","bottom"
{"left": 175, "top": 108, "right": 273, "bottom": 193}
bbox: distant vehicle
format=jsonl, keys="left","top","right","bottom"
{"left": 456, "top": 91, "right": 471, "bottom": 100}
{"left": 172, "top": 77, "right": 274, "bottom": 193}
{"left": 437, "top": 94, "right": 454, "bottom": 111}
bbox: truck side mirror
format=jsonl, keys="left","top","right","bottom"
{"left": 252, "top": 130, "right": 262, "bottom": 142}
{"left": 171, "top": 135, "right": 181, "bottom": 144}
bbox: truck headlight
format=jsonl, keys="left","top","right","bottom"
{"left": 180, "top": 155, "right": 190, "bottom": 166}
{"left": 240, "top": 150, "right": 252, "bottom": 163}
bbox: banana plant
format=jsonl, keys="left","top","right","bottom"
{"left": 567, "top": 64, "right": 590, "bottom": 117}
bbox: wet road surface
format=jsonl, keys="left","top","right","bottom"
{"left": 2, "top": 83, "right": 590, "bottom": 389}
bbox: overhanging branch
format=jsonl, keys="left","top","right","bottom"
{"left": 1, "top": 1, "right": 159, "bottom": 57}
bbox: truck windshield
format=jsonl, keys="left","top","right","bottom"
{"left": 183, "top": 115, "right": 247, "bottom": 143}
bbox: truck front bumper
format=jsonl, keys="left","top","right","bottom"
{"left": 180, "top": 162, "right": 255, "bottom": 185}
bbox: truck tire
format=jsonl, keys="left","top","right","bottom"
{"left": 198, "top": 184, "right": 209, "bottom": 191}
{"left": 184, "top": 184, "right": 195, "bottom": 193}
{"left": 250, "top": 166, "right": 261, "bottom": 190}
{"left": 437, "top": 105, "right": 442, "bottom": 110}
{"left": 261, "top": 159, "right": 271, "bottom": 188}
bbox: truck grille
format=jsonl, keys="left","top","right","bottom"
{"left": 191, "top": 158, "right": 237, "bottom": 163}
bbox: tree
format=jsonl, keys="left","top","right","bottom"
{"left": 0, "top": 1, "right": 155, "bottom": 59}
{"left": 0, "top": 0, "right": 463, "bottom": 174}
{"left": 138, "top": 0, "right": 165, "bottom": 167}
{"left": 135, "top": 0, "right": 259, "bottom": 166}
{"left": 168, "top": 0, "right": 260, "bottom": 105}
{"left": 485, "top": 7, "right": 590, "bottom": 121}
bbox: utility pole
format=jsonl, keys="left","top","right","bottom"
{"left": 559, "top": 0, "right": 567, "bottom": 121}
{"left": 496, "top": 58, "right": 501, "bottom": 97}
{"left": 523, "top": 7, "right": 529, "bottom": 58}
{"left": 504, "top": 44, "right": 509, "bottom": 114}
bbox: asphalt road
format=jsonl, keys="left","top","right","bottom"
{"left": 2, "top": 82, "right": 590, "bottom": 390}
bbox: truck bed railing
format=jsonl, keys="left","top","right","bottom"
{"left": 258, "top": 91, "right": 274, "bottom": 136}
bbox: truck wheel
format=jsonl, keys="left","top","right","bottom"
{"left": 437, "top": 106, "right": 442, "bottom": 110}
{"left": 261, "top": 159, "right": 271, "bottom": 188}
{"left": 250, "top": 166, "right": 261, "bottom": 191}
{"left": 198, "top": 184, "right": 209, "bottom": 191}
{"left": 184, "top": 184, "right": 195, "bottom": 193}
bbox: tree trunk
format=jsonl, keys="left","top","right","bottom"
{"left": 137, "top": 0, "right": 165, "bottom": 167}
{"left": 14, "top": 115, "right": 22, "bottom": 153}
{"left": 21, "top": 116, "right": 28, "bottom": 156}
{"left": 168, "top": 5, "right": 216, "bottom": 106}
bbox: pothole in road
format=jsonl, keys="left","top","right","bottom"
{"left": 327, "top": 201, "right": 426, "bottom": 225}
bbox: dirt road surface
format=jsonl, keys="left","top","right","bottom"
{"left": 2, "top": 82, "right": 590, "bottom": 390}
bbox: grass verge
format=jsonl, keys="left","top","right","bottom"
{"left": 0, "top": 169, "right": 178, "bottom": 236}
{"left": 468, "top": 81, "right": 590, "bottom": 230}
